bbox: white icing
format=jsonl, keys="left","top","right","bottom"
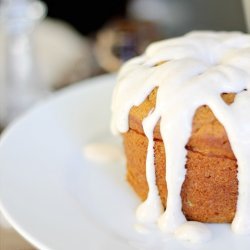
{"left": 134, "top": 224, "right": 151, "bottom": 234}
{"left": 174, "top": 221, "right": 211, "bottom": 243}
{"left": 83, "top": 143, "right": 124, "bottom": 165}
{"left": 136, "top": 114, "right": 164, "bottom": 224}
{"left": 111, "top": 31, "right": 250, "bottom": 240}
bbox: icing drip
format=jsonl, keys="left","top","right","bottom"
{"left": 136, "top": 112, "right": 164, "bottom": 224}
{"left": 174, "top": 221, "right": 212, "bottom": 243}
{"left": 111, "top": 31, "right": 250, "bottom": 240}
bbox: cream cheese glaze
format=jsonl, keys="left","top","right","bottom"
{"left": 83, "top": 143, "right": 124, "bottom": 165}
{"left": 111, "top": 31, "right": 250, "bottom": 240}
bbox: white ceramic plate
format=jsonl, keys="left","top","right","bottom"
{"left": 0, "top": 74, "right": 250, "bottom": 250}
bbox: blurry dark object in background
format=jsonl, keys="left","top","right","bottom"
{"left": 32, "top": 0, "right": 247, "bottom": 75}
{"left": 128, "top": 0, "right": 246, "bottom": 37}
{"left": 94, "top": 19, "right": 162, "bottom": 72}
{"left": 43, "top": 0, "right": 246, "bottom": 38}
{"left": 43, "top": 0, "right": 129, "bottom": 35}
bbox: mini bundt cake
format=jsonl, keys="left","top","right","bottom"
{"left": 111, "top": 31, "right": 250, "bottom": 237}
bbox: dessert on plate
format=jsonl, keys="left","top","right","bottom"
{"left": 111, "top": 31, "right": 250, "bottom": 240}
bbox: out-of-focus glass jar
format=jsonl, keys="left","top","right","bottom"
{"left": 0, "top": 0, "right": 48, "bottom": 126}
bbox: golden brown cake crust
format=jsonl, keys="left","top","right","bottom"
{"left": 129, "top": 89, "right": 236, "bottom": 160}
{"left": 124, "top": 89, "right": 238, "bottom": 223}
{"left": 124, "top": 129, "right": 238, "bottom": 223}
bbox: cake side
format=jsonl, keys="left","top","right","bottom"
{"left": 124, "top": 128, "right": 238, "bottom": 223}
{"left": 129, "top": 89, "right": 236, "bottom": 159}
{"left": 124, "top": 90, "right": 238, "bottom": 223}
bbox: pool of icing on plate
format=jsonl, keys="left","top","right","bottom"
{"left": 111, "top": 31, "right": 250, "bottom": 242}
{"left": 83, "top": 142, "right": 124, "bottom": 165}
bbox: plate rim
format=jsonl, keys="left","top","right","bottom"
{"left": 1, "top": 72, "right": 250, "bottom": 250}
{"left": 0, "top": 73, "right": 116, "bottom": 250}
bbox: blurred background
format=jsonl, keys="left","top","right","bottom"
{"left": 0, "top": 0, "right": 248, "bottom": 249}
{"left": 0, "top": 0, "right": 248, "bottom": 129}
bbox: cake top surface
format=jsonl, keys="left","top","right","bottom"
{"left": 112, "top": 31, "right": 250, "bottom": 134}
{"left": 111, "top": 31, "right": 250, "bottom": 241}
